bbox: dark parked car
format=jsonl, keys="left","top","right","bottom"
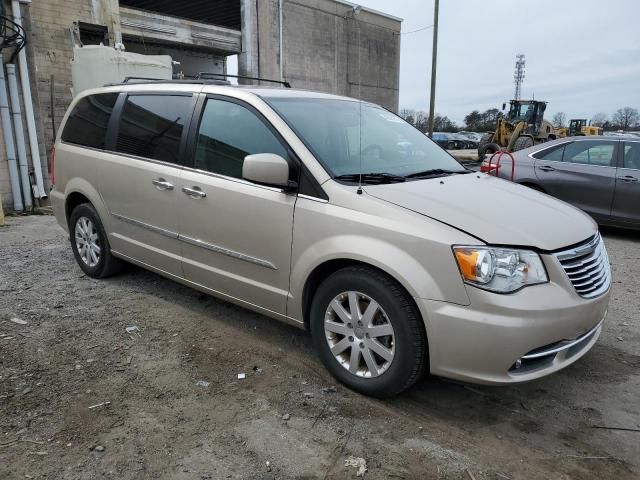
{"left": 431, "top": 133, "right": 477, "bottom": 150}
{"left": 485, "top": 136, "right": 640, "bottom": 229}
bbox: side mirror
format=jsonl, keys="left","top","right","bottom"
{"left": 502, "top": 103, "right": 506, "bottom": 111}
{"left": 242, "top": 153, "right": 297, "bottom": 191}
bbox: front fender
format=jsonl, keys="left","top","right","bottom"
{"left": 290, "top": 235, "right": 431, "bottom": 301}
{"left": 288, "top": 232, "right": 471, "bottom": 322}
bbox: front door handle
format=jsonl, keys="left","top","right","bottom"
{"left": 152, "top": 178, "right": 174, "bottom": 190}
{"left": 538, "top": 165, "right": 556, "bottom": 172}
{"left": 618, "top": 175, "right": 639, "bottom": 183}
{"left": 182, "top": 186, "right": 207, "bottom": 198}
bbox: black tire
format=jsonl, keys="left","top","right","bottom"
{"left": 69, "top": 203, "right": 123, "bottom": 278}
{"left": 310, "top": 266, "right": 427, "bottom": 398}
{"left": 478, "top": 133, "right": 499, "bottom": 160}
{"left": 513, "top": 135, "right": 534, "bottom": 152}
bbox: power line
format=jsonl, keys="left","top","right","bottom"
{"left": 395, "top": 24, "right": 433, "bottom": 35}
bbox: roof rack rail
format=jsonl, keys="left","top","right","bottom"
{"left": 118, "top": 76, "right": 232, "bottom": 86}
{"left": 196, "top": 72, "right": 291, "bottom": 88}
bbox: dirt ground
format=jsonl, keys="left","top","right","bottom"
{"left": 1, "top": 215, "right": 639, "bottom": 480}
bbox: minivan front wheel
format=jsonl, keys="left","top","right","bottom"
{"left": 311, "top": 266, "right": 427, "bottom": 397}
{"left": 69, "top": 203, "right": 123, "bottom": 278}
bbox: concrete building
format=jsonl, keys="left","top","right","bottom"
{"left": 0, "top": 0, "right": 401, "bottom": 212}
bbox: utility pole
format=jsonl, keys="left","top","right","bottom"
{"left": 427, "top": 0, "right": 439, "bottom": 138}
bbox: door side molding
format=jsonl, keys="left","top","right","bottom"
{"left": 112, "top": 212, "right": 179, "bottom": 239}
{"left": 111, "top": 212, "right": 277, "bottom": 270}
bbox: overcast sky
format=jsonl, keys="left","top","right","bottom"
{"left": 230, "top": 0, "right": 640, "bottom": 125}
{"left": 358, "top": 0, "right": 640, "bottom": 124}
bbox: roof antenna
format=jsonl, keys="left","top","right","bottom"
{"left": 357, "top": 98, "right": 363, "bottom": 195}
{"left": 353, "top": 4, "right": 363, "bottom": 195}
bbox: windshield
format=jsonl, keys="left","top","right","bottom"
{"left": 510, "top": 102, "right": 533, "bottom": 122}
{"left": 264, "top": 97, "right": 465, "bottom": 178}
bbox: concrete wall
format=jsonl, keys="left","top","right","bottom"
{"left": 239, "top": 0, "right": 401, "bottom": 111}
{"left": 0, "top": 0, "right": 238, "bottom": 212}
{"left": 0, "top": 0, "right": 401, "bottom": 212}
{"left": 0, "top": 0, "right": 82, "bottom": 212}
{"left": 29, "top": 0, "right": 93, "bottom": 169}
{"left": 119, "top": 7, "right": 242, "bottom": 56}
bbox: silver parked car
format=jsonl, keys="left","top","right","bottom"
{"left": 487, "top": 136, "right": 640, "bottom": 229}
{"left": 51, "top": 82, "right": 611, "bottom": 397}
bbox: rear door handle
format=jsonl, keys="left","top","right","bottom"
{"left": 538, "top": 165, "right": 556, "bottom": 172}
{"left": 182, "top": 186, "right": 207, "bottom": 198}
{"left": 618, "top": 175, "right": 638, "bottom": 183}
{"left": 152, "top": 178, "right": 174, "bottom": 190}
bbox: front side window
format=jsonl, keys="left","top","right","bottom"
{"left": 264, "top": 97, "right": 465, "bottom": 178}
{"left": 116, "top": 95, "right": 192, "bottom": 163}
{"left": 61, "top": 93, "right": 118, "bottom": 148}
{"left": 623, "top": 143, "right": 640, "bottom": 170}
{"left": 562, "top": 141, "right": 616, "bottom": 166}
{"left": 194, "top": 99, "right": 288, "bottom": 179}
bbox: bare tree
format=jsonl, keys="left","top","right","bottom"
{"left": 612, "top": 107, "right": 639, "bottom": 130}
{"left": 552, "top": 112, "right": 567, "bottom": 128}
{"left": 399, "top": 108, "right": 414, "bottom": 120}
{"left": 414, "top": 111, "right": 427, "bottom": 131}
{"left": 591, "top": 112, "right": 608, "bottom": 127}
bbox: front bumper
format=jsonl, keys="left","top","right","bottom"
{"left": 418, "top": 252, "right": 610, "bottom": 384}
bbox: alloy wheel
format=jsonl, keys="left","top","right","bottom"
{"left": 74, "top": 216, "right": 101, "bottom": 267}
{"left": 324, "top": 291, "right": 395, "bottom": 378}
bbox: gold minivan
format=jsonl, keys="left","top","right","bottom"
{"left": 51, "top": 81, "right": 611, "bottom": 397}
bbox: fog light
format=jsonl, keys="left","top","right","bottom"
{"left": 514, "top": 359, "right": 522, "bottom": 369}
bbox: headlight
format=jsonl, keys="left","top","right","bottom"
{"left": 453, "top": 246, "right": 548, "bottom": 293}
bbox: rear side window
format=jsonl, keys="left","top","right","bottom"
{"left": 61, "top": 93, "right": 118, "bottom": 148}
{"left": 116, "top": 95, "right": 192, "bottom": 164}
{"left": 563, "top": 141, "right": 616, "bottom": 166}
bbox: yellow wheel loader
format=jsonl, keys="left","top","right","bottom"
{"left": 478, "top": 100, "right": 556, "bottom": 159}
{"left": 555, "top": 119, "right": 603, "bottom": 138}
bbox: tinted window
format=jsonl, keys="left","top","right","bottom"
{"left": 116, "top": 95, "right": 192, "bottom": 163}
{"left": 194, "top": 99, "right": 287, "bottom": 179}
{"left": 623, "top": 143, "right": 640, "bottom": 170}
{"left": 562, "top": 141, "right": 615, "bottom": 166}
{"left": 534, "top": 144, "right": 565, "bottom": 161}
{"left": 61, "top": 93, "right": 118, "bottom": 148}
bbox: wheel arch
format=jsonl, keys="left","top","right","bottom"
{"left": 62, "top": 178, "right": 110, "bottom": 229}
{"left": 65, "top": 191, "right": 91, "bottom": 224}
{"left": 300, "top": 258, "right": 425, "bottom": 335}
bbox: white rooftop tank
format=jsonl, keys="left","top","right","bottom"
{"left": 71, "top": 45, "right": 172, "bottom": 96}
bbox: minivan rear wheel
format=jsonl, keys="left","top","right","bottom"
{"left": 310, "top": 266, "right": 427, "bottom": 397}
{"left": 69, "top": 203, "right": 123, "bottom": 278}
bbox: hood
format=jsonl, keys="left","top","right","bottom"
{"left": 364, "top": 174, "right": 597, "bottom": 251}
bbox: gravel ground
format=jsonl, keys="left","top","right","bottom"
{"left": 1, "top": 215, "right": 639, "bottom": 480}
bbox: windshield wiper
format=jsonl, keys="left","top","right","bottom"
{"left": 334, "top": 172, "right": 406, "bottom": 184}
{"left": 404, "top": 168, "right": 471, "bottom": 179}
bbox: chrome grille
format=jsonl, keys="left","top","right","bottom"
{"left": 555, "top": 233, "right": 611, "bottom": 299}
